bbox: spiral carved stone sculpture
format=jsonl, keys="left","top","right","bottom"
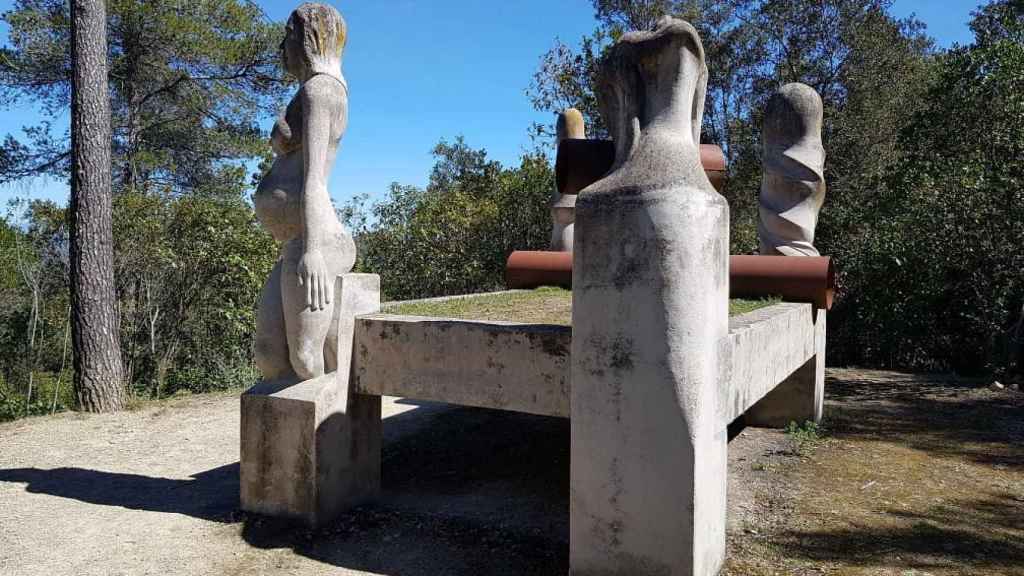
{"left": 758, "top": 83, "right": 826, "bottom": 257}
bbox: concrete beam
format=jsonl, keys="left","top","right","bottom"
{"left": 721, "top": 303, "right": 824, "bottom": 425}
{"left": 744, "top": 308, "right": 826, "bottom": 427}
{"left": 352, "top": 303, "right": 825, "bottom": 429}
{"left": 353, "top": 315, "right": 571, "bottom": 418}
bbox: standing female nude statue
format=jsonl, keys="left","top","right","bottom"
{"left": 253, "top": 3, "right": 356, "bottom": 382}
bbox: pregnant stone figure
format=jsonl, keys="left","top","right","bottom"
{"left": 253, "top": 3, "right": 356, "bottom": 382}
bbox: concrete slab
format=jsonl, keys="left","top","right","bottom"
{"left": 354, "top": 314, "right": 571, "bottom": 418}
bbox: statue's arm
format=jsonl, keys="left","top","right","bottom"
{"left": 296, "top": 77, "right": 339, "bottom": 311}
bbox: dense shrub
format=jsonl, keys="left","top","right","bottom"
{"left": 345, "top": 138, "right": 555, "bottom": 301}
{"left": 828, "top": 1, "right": 1024, "bottom": 374}
{"left": 0, "top": 193, "right": 277, "bottom": 420}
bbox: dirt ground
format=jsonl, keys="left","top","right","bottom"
{"left": 0, "top": 369, "right": 1021, "bottom": 576}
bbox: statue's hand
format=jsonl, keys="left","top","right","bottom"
{"left": 297, "top": 249, "right": 332, "bottom": 311}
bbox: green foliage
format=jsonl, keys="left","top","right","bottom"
{"left": 833, "top": 0, "right": 1024, "bottom": 374}
{"left": 0, "top": 194, "right": 277, "bottom": 420}
{"left": 529, "top": 0, "right": 1024, "bottom": 375}
{"left": 111, "top": 192, "right": 277, "bottom": 396}
{"left": 0, "top": 0, "right": 286, "bottom": 419}
{"left": 346, "top": 137, "right": 555, "bottom": 301}
{"left": 784, "top": 420, "right": 823, "bottom": 455}
{"left": 0, "top": 0, "right": 286, "bottom": 195}
{"left": 0, "top": 205, "right": 75, "bottom": 421}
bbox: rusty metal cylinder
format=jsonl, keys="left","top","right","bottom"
{"left": 505, "top": 251, "right": 573, "bottom": 290}
{"left": 506, "top": 252, "right": 835, "bottom": 310}
{"left": 556, "top": 140, "right": 728, "bottom": 194}
{"left": 730, "top": 255, "right": 835, "bottom": 310}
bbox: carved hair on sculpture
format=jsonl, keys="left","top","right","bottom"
{"left": 286, "top": 3, "right": 347, "bottom": 75}
{"left": 758, "top": 82, "right": 826, "bottom": 256}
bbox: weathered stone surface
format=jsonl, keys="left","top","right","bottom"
{"left": 253, "top": 3, "right": 356, "bottom": 382}
{"left": 241, "top": 273, "right": 381, "bottom": 527}
{"left": 351, "top": 302, "right": 824, "bottom": 429}
{"left": 723, "top": 303, "right": 825, "bottom": 425}
{"left": 758, "top": 83, "right": 826, "bottom": 257}
{"left": 551, "top": 108, "right": 586, "bottom": 252}
{"left": 354, "top": 314, "right": 571, "bottom": 417}
{"left": 571, "top": 17, "right": 728, "bottom": 576}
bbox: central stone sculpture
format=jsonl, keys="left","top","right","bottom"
{"left": 572, "top": 17, "right": 728, "bottom": 576}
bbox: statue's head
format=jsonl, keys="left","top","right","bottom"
{"left": 281, "top": 3, "right": 347, "bottom": 80}
{"left": 595, "top": 17, "right": 708, "bottom": 168}
{"left": 763, "top": 83, "right": 823, "bottom": 150}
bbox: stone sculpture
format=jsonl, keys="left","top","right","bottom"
{"left": 550, "top": 108, "right": 585, "bottom": 252}
{"left": 572, "top": 17, "right": 729, "bottom": 576}
{"left": 253, "top": 2, "right": 357, "bottom": 382}
{"left": 758, "top": 82, "right": 826, "bottom": 256}
{"left": 242, "top": 3, "right": 382, "bottom": 526}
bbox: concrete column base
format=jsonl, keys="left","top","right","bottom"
{"left": 240, "top": 274, "right": 381, "bottom": 527}
{"left": 746, "top": 311, "right": 825, "bottom": 427}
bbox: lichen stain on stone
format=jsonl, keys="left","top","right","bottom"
{"left": 485, "top": 355, "right": 506, "bottom": 375}
{"left": 533, "top": 331, "right": 570, "bottom": 358}
{"left": 612, "top": 237, "right": 651, "bottom": 291}
{"left": 609, "top": 339, "right": 634, "bottom": 371}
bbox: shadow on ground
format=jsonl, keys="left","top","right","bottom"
{"left": 776, "top": 492, "right": 1024, "bottom": 573}
{"left": 826, "top": 372, "right": 1024, "bottom": 469}
{"left": 0, "top": 400, "right": 572, "bottom": 575}
{"left": 767, "top": 371, "right": 1024, "bottom": 575}
{"left": 0, "top": 463, "right": 240, "bottom": 523}
{"left": 242, "top": 403, "right": 571, "bottom": 575}
{"left": 4, "top": 374, "right": 1021, "bottom": 575}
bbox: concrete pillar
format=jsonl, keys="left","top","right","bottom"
{"left": 241, "top": 273, "right": 381, "bottom": 527}
{"left": 570, "top": 18, "right": 729, "bottom": 576}
{"left": 746, "top": 310, "right": 826, "bottom": 427}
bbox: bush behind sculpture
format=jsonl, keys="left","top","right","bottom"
{"left": 0, "top": 193, "right": 277, "bottom": 419}
{"left": 344, "top": 138, "right": 555, "bottom": 301}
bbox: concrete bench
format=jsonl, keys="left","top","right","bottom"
{"left": 353, "top": 302, "right": 824, "bottom": 425}
{"left": 241, "top": 277, "right": 825, "bottom": 571}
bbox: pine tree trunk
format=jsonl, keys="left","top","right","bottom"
{"left": 70, "top": 0, "right": 126, "bottom": 412}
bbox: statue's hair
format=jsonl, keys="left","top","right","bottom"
{"left": 289, "top": 3, "right": 346, "bottom": 68}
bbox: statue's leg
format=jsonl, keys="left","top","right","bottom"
{"left": 254, "top": 261, "right": 293, "bottom": 381}
{"left": 281, "top": 250, "right": 335, "bottom": 381}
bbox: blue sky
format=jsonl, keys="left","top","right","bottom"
{"left": 0, "top": 0, "right": 982, "bottom": 211}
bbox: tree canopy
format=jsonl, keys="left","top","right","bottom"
{"left": 527, "top": 0, "right": 1021, "bottom": 374}
{"left": 0, "top": 0, "right": 287, "bottom": 196}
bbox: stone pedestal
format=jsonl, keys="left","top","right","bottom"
{"left": 570, "top": 18, "right": 728, "bottom": 576}
{"left": 240, "top": 273, "right": 381, "bottom": 527}
{"left": 746, "top": 310, "right": 826, "bottom": 427}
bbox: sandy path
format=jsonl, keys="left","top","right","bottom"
{"left": 0, "top": 386, "right": 789, "bottom": 575}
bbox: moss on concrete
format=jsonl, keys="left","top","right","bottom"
{"left": 383, "top": 287, "right": 776, "bottom": 325}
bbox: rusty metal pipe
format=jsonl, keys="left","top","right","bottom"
{"left": 505, "top": 251, "right": 573, "bottom": 290}
{"left": 730, "top": 255, "right": 835, "bottom": 310}
{"left": 505, "top": 252, "right": 835, "bottom": 310}
{"left": 556, "top": 140, "right": 728, "bottom": 194}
